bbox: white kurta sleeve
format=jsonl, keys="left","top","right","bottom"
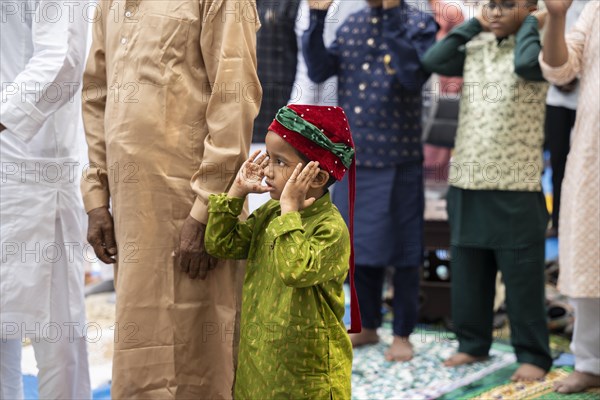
{"left": 0, "top": 0, "right": 88, "bottom": 143}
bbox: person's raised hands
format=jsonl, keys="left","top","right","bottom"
{"left": 476, "top": 5, "right": 492, "bottom": 32}
{"left": 308, "top": 0, "right": 333, "bottom": 11}
{"left": 228, "top": 150, "right": 272, "bottom": 199}
{"left": 280, "top": 161, "right": 320, "bottom": 215}
{"left": 383, "top": 0, "right": 400, "bottom": 10}
{"left": 544, "top": 0, "right": 573, "bottom": 16}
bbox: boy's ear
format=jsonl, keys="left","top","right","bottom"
{"left": 310, "top": 169, "right": 330, "bottom": 189}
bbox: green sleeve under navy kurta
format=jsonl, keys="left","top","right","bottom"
{"left": 205, "top": 192, "right": 353, "bottom": 399}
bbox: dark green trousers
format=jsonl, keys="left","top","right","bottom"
{"left": 450, "top": 244, "right": 552, "bottom": 371}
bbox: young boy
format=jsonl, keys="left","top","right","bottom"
{"left": 422, "top": 0, "right": 552, "bottom": 381}
{"left": 303, "top": 0, "right": 438, "bottom": 362}
{"left": 205, "top": 105, "right": 360, "bottom": 399}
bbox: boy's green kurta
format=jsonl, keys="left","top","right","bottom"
{"left": 205, "top": 192, "right": 353, "bottom": 399}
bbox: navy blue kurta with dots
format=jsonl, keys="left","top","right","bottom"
{"left": 302, "top": 4, "right": 438, "bottom": 167}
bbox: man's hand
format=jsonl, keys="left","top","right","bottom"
{"left": 177, "top": 215, "right": 219, "bottom": 280}
{"left": 228, "top": 150, "right": 272, "bottom": 199}
{"left": 280, "top": 161, "right": 320, "bottom": 215}
{"left": 0, "top": 123, "right": 6, "bottom": 132}
{"left": 542, "top": 0, "right": 571, "bottom": 67}
{"left": 544, "top": 0, "right": 573, "bottom": 16}
{"left": 87, "top": 206, "right": 117, "bottom": 264}
{"left": 307, "top": 0, "right": 333, "bottom": 10}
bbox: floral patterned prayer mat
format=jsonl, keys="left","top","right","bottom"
{"left": 352, "top": 327, "right": 516, "bottom": 399}
{"left": 440, "top": 366, "right": 600, "bottom": 399}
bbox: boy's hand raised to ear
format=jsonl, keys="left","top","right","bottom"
{"left": 228, "top": 150, "right": 272, "bottom": 199}
{"left": 308, "top": 0, "right": 333, "bottom": 10}
{"left": 280, "top": 161, "right": 320, "bottom": 215}
{"left": 476, "top": 5, "right": 492, "bottom": 32}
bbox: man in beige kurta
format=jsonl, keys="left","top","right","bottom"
{"left": 81, "top": 0, "right": 261, "bottom": 398}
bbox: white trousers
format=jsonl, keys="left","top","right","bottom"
{"left": 571, "top": 297, "right": 600, "bottom": 375}
{"left": 0, "top": 336, "right": 91, "bottom": 399}
{"left": 0, "top": 213, "right": 91, "bottom": 399}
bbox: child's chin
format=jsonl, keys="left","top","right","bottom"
{"left": 491, "top": 26, "right": 512, "bottom": 38}
{"left": 269, "top": 192, "right": 281, "bottom": 200}
{"left": 491, "top": 28, "right": 504, "bottom": 37}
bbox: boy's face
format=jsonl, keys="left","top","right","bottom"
{"left": 264, "top": 131, "right": 308, "bottom": 200}
{"left": 484, "top": 0, "right": 536, "bottom": 38}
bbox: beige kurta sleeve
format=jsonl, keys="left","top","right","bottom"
{"left": 80, "top": 0, "right": 110, "bottom": 213}
{"left": 189, "top": 0, "right": 262, "bottom": 224}
{"left": 539, "top": 4, "right": 591, "bottom": 86}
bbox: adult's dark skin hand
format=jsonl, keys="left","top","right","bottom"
{"left": 177, "top": 215, "right": 219, "bottom": 280}
{"left": 87, "top": 206, "right": 117, "bottom": 264}
{"left": 0, "top": 123, "right": 6, "bottom": 132}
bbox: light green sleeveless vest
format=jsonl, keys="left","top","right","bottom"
{"left": 451, "top": 34, "right": 549, "bottom": 191}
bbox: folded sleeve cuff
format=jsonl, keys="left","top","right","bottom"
{"left": 81, "top": 171, "right": 110, "bottom": 213}
{"left": 539, "top": 52, "right": 576, "bottom": 86}
{"left": 207, "top": 193, "right": 244, "bottom": 217}
{"left": 190, "top": 197, "right": 209, "bottom": 224}
{"left": 0, "top": 99, "right": 45, "bottom": 143}
{"left": 82, "top": 190, "right": 110, "bottom": 213}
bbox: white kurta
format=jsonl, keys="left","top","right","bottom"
{"left": 540, "top": 1, "right": 600, "bottom": 299}
{"left": 1, "top": 0, "right": 89, "bottom": 339}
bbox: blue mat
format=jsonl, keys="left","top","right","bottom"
{"left": 546, "top": 237, "right": 559, "bottom": 261}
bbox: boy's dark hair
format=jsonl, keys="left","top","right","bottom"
{"left": 294, "top": 150, "right": 337, "bottom": 189}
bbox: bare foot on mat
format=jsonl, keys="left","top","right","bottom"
{"left": 443, "top": 352, "right": 488, "bottom": 367}
{"left": 350, "top": 328, "right": 379, "bottom": 348}
{"left": 511, "top": 363, "right": 546, "bottom": 381}
{"left": 384, "top": 336, "right": 413, "bottom": 362}
{"left": 554, "top": 370, "right": 600, "bottom": 393}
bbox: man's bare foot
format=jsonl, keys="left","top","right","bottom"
{"left": 554, "top": 370, "right": 600, "bottom": 393}
{"left": 384, "top": 336, "right": 413, "bottom": 362}
{"left": 443, "top": 352, "right": 488, "bottom": 367}
{"left": 510, "top": 363, "right": 547, "bottom": 381}
{"left": 350, "top": 328, "right": 379, "bottom": 348}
